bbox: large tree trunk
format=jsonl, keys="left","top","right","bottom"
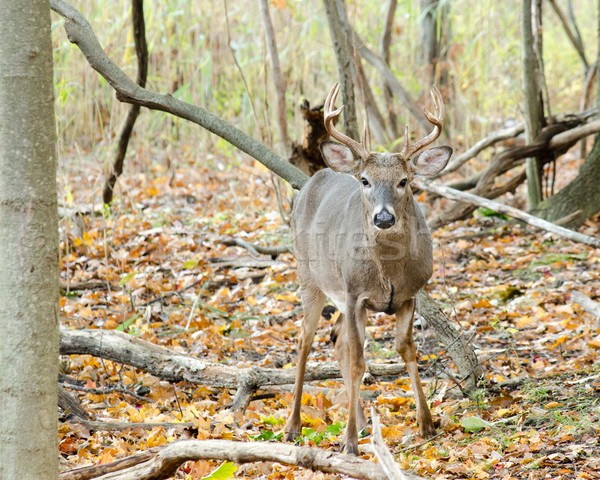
{"left": 323, "top": 0, "right": 359, "bottom": 140}
{"left": 0, "top": 0, "right": 59, "bottom": 478}
{"left": 418, "top": 0, "right": 450, "bottom": 86}
{"left": 536, "top": 0, "right": 600, "bottom": 227}
{"left": 538, "top": 140, "right": 600, "bottom": 226}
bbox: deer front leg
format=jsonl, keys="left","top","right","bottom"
{"left": 284, "top": 285, "right": 325, "bottom": 442}
{"left": 335, "top": 299, "right": 367, "bottom": 455}
{"left": 331, "top": 311, "right": 368, "bottom": 433}
{"left": 395, "top": 297, "right": 435, "bottom": 437}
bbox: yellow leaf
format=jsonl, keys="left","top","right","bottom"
{"left": 82, "top": 231, "right": 93, "bottom": 246}
{"left": 146, "top": 427, "right": 167, "bottom": 447}
{"left": 588, "top": 339, "right": 600, "bottom": 349}
{"left": 274, "top": 292, "right": 298, "bottom": 303}
{"left": 551, "top": 335, "right": 568, "bottom": 349}
{"left": 515, "top": 315, "right": 534, "bottom": 329}
{"left": 145, "top": 186, "right": 159, "bottom": 197}
{"left": 472, "top": 298, "right": 491, "bottom": 308}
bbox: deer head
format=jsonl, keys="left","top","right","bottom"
{"left": 320, "top": 82, "right": 452, "bottom": 230}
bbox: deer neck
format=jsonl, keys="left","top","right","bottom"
{"left": 361, "top": 194, "right": 420, "bottom": 279}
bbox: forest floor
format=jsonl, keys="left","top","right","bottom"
{"left": 58, "top": 148, "right": 600, "bottom": 479}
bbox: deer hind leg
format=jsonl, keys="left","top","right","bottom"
{"left": 331, "top": 311, "right": 368, "bottom": 434}
{"left": 332, "top": 300, "right": 367, "bottom": 455}
{"left": 395, "top": 297, "right": 435, "bottom": 437}
{"left": 284, "top": 285, "right": 325, "bottom": 442}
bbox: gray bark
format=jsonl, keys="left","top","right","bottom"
{"left": 59, "top": 439, "right": 424, "bottom": 480}
{"left": 417, "top": 181, "right": 600, "bottom": 248}
{"left": 522, "top": 0, "right": 545, "bottom": 209}
{"left": 258, "top": 0, "right": 290, "bottom": 151}
{"left": 323, "top": 0, "right": 359, "bottom": 140}
{"left": 0, "top": 0, "right": 59, "bottom": 477}
{"left": 416, "top": 291, "right": 482, "bottom": 391}
{"left": 536, "top": 0, "right": 600, "bottom": 227}
{"left": 538, "top": 130, "right": 600, "bottom": 227}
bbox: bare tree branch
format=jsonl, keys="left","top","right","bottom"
{"left": 50, "top": 0, "right": 308, "bottom": 190}
{"left": 434, "top": 123, "right": 525, "bottom": 178}
{"left": 353, "top": 34, "right": 432, "bottom": 133}
{"left": 548, "top": 0, "right": 589, "bottom": 69}
{"left": 102, "top": 0, "right": 148, "bottom": 204}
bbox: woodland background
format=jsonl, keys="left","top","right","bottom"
{"left": 1, "top": 0, "right": 599, "bottom": 479}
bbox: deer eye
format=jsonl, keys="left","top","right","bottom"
{"left": 398, "top": 178, "right": 408, "bottom": 188}
{"left": 361, "top": 177, "right": 370, "bottom": 187}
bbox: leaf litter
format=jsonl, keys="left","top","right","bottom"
{"left": 58, "top": 151, "right": 600, "bottom": 479}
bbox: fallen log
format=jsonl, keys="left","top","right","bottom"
{"left": 58, "top": 439, "right": 425, "bottom": 480}
{"left": 416, "top": 181, "right": 600, "bottom": 248}
{"left": 61, "top": 310, "right": 478, "bottom": 406}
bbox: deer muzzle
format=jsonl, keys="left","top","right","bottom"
{"left": 373, "top": 208, "right": 395, "bottom": 229}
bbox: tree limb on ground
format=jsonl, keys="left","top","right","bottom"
{"left": 50, "top": 0, "right": 308, "bottom": 191}
{"left": 416, "top": 181, "right": 600, "bottom": 248}
{"left": 59, "top": 439, "right": 424, "bottom": 480}
{"left": 220, "top": 237, "right": 292, "bottom": 258}
{"left": 60, "top": 328, "right": 455, "bottom": 392}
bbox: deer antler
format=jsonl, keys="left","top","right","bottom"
{"left": 324, "top": 82, "right": 370, "bottom": 158}
{"left": 400, "top": 86, "right": 444, "bottom": 159}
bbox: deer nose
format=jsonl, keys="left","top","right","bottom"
{"left": 374, "top": 208, "right": 395, "bottom": 229}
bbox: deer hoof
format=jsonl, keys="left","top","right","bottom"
{"left": 342, "top": 440, "right": 359, "bottom": 456}
{"left": 421, "top": 423, "right": 437, "bottom": 438}
{"left": 284, "top": 431, "right": 299, "bottom": 443}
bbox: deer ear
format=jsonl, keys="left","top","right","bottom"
{"left": 320, "top": 141, "right": 356, "bottom": 173}
{"left": 412, "top": 146, "right": 452, "bottom": 176}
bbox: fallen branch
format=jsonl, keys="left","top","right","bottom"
{"left": 220, "top": 237, "right": 292, "bottom": 259}
{"left": 416, "top": 291, "right": 482, "bottom": 391}
{"left": 60, "top": 447, "right": 162, "bottom": 480}
{"left": 571, "top": 291, "right": 600, "bottom": 327}
{"left": 369, "top": 407, "right": 409, "bottom": 480}
{"left": 59, "top": 439, "right": 424, "bottom": 480}
{"left": 50, "top": 0, "right": 308, "bottom": 190}
{"left": 416, "top": 181, "right": 600, "bottom": 248}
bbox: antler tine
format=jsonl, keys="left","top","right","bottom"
{"left": 402, "top": 86, "right": 444, "bottom": 159}
{"left": 323, "top": 82, "right": 369, "bottom": 158}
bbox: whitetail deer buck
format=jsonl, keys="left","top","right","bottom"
{"left": 284, "top": 83, "right": 452, "bottom": 455}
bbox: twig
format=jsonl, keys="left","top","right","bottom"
{"left": 60, "top": 381, "right": 154, "bottom": 403}
{"left": 184, "top": 281, "right": 209, "bottom": 330}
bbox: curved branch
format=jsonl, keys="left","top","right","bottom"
{"left": 103, "top": 0, "right": 148, "bottom": 204}
{"left": 50, "top": 0, "right": 308, "bottom": 190}
{"left": 434, "top": 122, "right": 525, "bottom": 178}
{"left": 59, "top": 439, "right": 424, "bottom": 480}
